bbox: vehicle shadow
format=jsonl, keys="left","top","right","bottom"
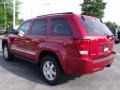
{"left": 0, "top": 51, "right": 82, "bottom": 85}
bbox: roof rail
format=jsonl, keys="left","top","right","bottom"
{"left": 37, "top": 12, "right": 74, "bottom": 17}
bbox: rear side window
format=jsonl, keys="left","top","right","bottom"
{"left": 51, "top": 18, "right": 72, "bottom": 35}
{"left": 31, "top": 19, "right": 48, "bottom": 35}
{"left": 80, "top": 17, "right": 112, "bottom": 36}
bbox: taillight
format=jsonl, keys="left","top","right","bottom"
{"left": 75, "top": 39, "right": 90, "bottom": 57}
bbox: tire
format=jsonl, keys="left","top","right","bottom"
{"left": 115, "top": 40, "right": 119, "bottom": 44}
{"left": 106, "top": 64, "right": 111, "bottom": 67}
{"left": 40, "top": 55, "right": 62, "bottom": 85}
{"left": 3, "top": 44, "right": 14, "bottom": 61}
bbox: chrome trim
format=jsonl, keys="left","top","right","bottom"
{"left": 25, "top": 41, "right": 30, "bottom": 43}
{"left": 25, "top": 50, "right": 36, "bottom": 55}
{"left": 12, "top": 47, "right": 26, "bottom": 53}
{"left": 11, "top": 46, "right": 36, "bottom": 55}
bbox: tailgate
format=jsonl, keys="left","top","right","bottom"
{"left": 89, "top": 36, "right": 114, "bottom": 59}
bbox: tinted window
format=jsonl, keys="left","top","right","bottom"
{"left": 51, "top": 18, "right": 72, "bottom": 35}
{"left": 17, "top": 21, "right": 31, "bottom": 35}
{"left": 80, "top": 17, "right": 113, "bottom": 36}
{"left": 31, "top": 19, "right": 48, "bottom": 35}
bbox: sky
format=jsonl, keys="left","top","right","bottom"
{"left": 19, "top": 0, "right": 120, "bottom": 25}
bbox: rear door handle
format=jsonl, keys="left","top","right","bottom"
{"left": 39, "top": 39, "right": 46, "bottom": 42}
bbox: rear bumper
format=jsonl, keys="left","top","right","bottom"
{"left": 65, "top": 53, "right": 115, "bottom": 74}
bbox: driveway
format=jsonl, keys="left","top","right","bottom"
{"left": 0, "top": 39, "right": 120, "bottom": 90}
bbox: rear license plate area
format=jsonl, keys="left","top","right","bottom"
{"left": 103, "top": 46, "right": 109, "bottom": 52}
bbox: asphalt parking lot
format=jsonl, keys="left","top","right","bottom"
{"left": 0, "top": 39, "right": 120, "bottom": 90}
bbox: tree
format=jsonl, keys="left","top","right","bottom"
{"left": 81, "top": 0, "right": 106, "bottom": 19}
{"left": 0, "top": 0, "right": 20, "bottom": 29}
{"left": 105, "top": 21, "right": 118, "bottom": 30}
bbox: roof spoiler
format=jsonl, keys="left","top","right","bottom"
{"left": 37, "top": 12, "right": 74, "bottom": 17}
{"left": 100, "top": 19, "right": 103, "bottom": 23}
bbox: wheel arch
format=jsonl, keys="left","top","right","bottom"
{"left": 38, "top": 50, "right": 65, "bottom": 73}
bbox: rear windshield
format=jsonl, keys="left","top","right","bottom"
{"left": 80, "top": 17, "right": 113, "bottom": 36}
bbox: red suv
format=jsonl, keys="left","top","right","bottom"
{"left": 2, "top": 12, "right": 115, "bottom": 85}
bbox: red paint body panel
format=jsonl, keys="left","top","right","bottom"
{"left": 23, "top": 35, "right": 48, "bottom": 61}
{"left": 2, "top": 13, "right": 116, "bottom": 75}
{"left": 63, "top": 53, "right": 115, "bottom": 74}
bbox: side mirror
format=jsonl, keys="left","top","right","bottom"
{"left": 3, "top": 28, "right": 18, "bottom": 35}
{"left": 11, "top": 29, "right": 18, "bottom": 34}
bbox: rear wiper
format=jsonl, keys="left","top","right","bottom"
{"left": 81, "top": 15, "right": 85, "bottom": 20}
{"left": 105, "top": 34, "right": 114, "bottom": 38}
{"left": 100, "top": 19, "right": 103, "bottom": 23}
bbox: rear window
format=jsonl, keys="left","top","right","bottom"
{"left": 80, "top": 17, "right": 113, "bottom": 36}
